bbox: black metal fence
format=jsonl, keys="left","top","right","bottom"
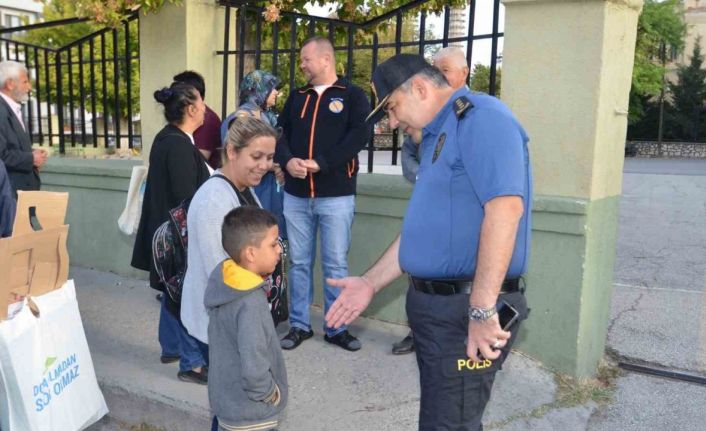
{"left": 0, "top": 14, "right": 140, "bottom": 155}
{"left": 217, "top": 0, "right": 503, "bottom": 172}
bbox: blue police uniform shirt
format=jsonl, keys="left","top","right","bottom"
{"left": 399, "top": 87, "right": 532, "bottom": 279}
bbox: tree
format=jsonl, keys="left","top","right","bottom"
{"left": 76, "top": 1, "right": 181, "bottom": 27}
{"left": 469, "top": 63, "right": 501, "bottom": 96}
{"left": 666, "top": 37, "right": 706, "bottom": 141}
{"left": 79, "top": 0, "right": 466, "bottom": 27}
{"left": 20, "top": 1, "right": 139, "bottom": 119}
{"left": 629, "top": 0, "right": 686, "bottom": 124}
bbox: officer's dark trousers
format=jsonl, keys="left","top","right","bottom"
{"left": 406, "top": 287, "right": 527, "bottom": 431}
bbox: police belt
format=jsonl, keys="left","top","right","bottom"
{"left": 409, "top": 276, "right": 521, "bottom": 296}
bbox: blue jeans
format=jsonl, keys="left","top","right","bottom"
{"left": 177, "top": 325, "right": 208, "bottom": 372}
{"left": 159, "top": 293, "right": 207, "bottom": 372}
{"left": 158, "top": 293, "right": 181, "bottom": 358}
{"left": 284, "top": 193, "right": 355, "bottom": 337}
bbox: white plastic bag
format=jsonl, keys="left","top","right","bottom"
{"left": 117, "top": 165, "right": 147, "bottom": 236}
{"left": 0, "top": 280, "right": 108, "bottom": 431}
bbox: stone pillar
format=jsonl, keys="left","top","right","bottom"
{"left": 139, "top": 0, "right": 235, "bottom": 161}
{"left": 502, "top": 0, "right": 642, "bottom": 377}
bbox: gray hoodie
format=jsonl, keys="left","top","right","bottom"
{"left": 205, "top": 259, "right": 288, "bottom": 430}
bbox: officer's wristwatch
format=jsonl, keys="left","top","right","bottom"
{"left": 468, "top": 306, "right": 497, "bottom": 323}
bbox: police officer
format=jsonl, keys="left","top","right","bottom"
{"left": 326, "top": 54, "right": 532, "bottom": 430}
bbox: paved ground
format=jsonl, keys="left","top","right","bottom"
{"left": 76, "top": 266, "right": 559, "bottom": 431}
{"left": 608, "top": 158, "right": 706, "bottom": 372}
{"left": 591, "top": 158, "right": 706, "bottom": 430}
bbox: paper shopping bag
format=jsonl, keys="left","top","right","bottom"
{"left": 0, "top": 280, "right": 108, "bottom": 431}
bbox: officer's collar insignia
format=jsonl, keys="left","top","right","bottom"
{"left": 453, "top": 96, "right": 473, "bottom": 119}
{"left": 432, "top": 133, "right": 446, "bottom": 163}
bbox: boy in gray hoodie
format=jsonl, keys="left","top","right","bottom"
{"left": 205, "top": 206, "right": 288, "bottom": 431}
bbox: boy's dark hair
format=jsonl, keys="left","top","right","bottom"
{"left": 221, "top": 206, "right": 278, "bottom": 263}
{"left": 173, "top": 70, "right": 206, "bottom": 99}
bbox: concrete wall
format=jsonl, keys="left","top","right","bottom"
{"left": 139, "top": 0, "right": 235, "bottom": 161}
{"left": 41, "top": 159, "right": 145, "bottom": 279}
{"left": 502, "top": 0, "right": 642, "bottom": 376}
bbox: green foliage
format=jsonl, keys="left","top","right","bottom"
{"left": 76, "top": 0, "right": 181, "bottom": 28}
{"left": 629, "top": 0, "right": 686, "bottom": 124}
{"left": 266, "top": 0, "right": 466, "bottom": 24}
{"left": 20, "top": 1, "right": 139, "bottom": 119}
{"left": 666, "top": 37, "right": 706, "bottom": 141}
{"left": 470, "top": 63, "right": 501, "bottom": 96}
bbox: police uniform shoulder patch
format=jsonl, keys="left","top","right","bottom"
{"left": 432, "top": 133, "right": 446, "bottom": 163}
{"left": 453, "top": 96, "right": 473, "bottom": 119}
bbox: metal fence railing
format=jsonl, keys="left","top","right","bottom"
{"left": 0, "top": 13, "right": 140, "bottom": 154}
{"left": 217, "top": 0, "right": 504, "bottom": 172}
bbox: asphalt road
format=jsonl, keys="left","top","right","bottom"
{"left": 622, "top": 157, "right": 706, "bottom": 175}
{"left": 609, "top": 157, "right": 706, "bottom": 372}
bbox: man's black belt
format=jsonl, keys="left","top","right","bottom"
{"left": 409, "top": 276, "right": 521, "bottom": 296}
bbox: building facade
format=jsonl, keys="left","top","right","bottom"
{"left": 0, "top": 0, "right": 42, "bottom": 29}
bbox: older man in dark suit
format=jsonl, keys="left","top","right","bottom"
{"left": 0, "top": 60, "right": 46, "bottom": 196}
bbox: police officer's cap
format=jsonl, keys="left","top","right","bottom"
{"left": 366, "top": 54, "right": 437, "bottom": 125}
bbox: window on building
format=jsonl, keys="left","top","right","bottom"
{"left": 3, "top": 13, "right": 22, "bottom": 29}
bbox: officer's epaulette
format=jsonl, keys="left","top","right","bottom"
{"left": 453, "top": 96, "right": 473, "bottom": 119}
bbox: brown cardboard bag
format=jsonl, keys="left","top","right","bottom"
{"left": 0, "top": 191, "right": 69, "bottom": 320}
{"left": 12, "top": 191, "right": 69, "bottom": 236}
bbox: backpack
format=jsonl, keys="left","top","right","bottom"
{"left": 151, "top": 174, "right": 224, "bottom": 310}
{"left": 268, "top": 239, "right": 289, "bottom": 327}
{"left": 152, "top": 174, "right": 289, "bottom": 326}
{"left": 152, "top": 195, "right": 191, "bottom": 309}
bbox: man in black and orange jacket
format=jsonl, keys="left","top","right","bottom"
{"left": 275, "top": 36, "right": 370, "bottom": 352}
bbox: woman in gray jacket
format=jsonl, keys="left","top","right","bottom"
{"left": 181, "top": 117, "right": 277, "bottom": 350}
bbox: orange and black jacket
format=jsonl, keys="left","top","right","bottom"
{"left": 275, "top": 78, "right": 371, "bottom": 198}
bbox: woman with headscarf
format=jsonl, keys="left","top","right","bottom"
{"left": 220, "top": 70, "right": 286, "bottom": 240}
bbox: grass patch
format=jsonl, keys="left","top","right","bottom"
{"left": 486, "top": 357, "right": 621, "bottom": 429}
{"left": 555, "top": 360, "right": 620, "bottom": 407}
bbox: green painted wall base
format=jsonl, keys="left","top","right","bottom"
{"left": 42, "top": 159, "right": 620, "bottom": 377}
{"left": 41, "top": 158, "right": 146, "bottom": 280}
{"left": 521, "top": 195, "right": 620, "bottom": 377}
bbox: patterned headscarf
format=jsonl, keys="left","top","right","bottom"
{"left": 238, "top": 70, "right": 281, "bottom": 111}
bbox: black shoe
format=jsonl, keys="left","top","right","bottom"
{"left": 155, "top": 293, "right": 163, "bottom": 303}
{"left": 324, "top": 330, "right": 361, "bottom": 352}
{"left": 280, "top": 327, "right": 314, "bottom": 350}
{"left": 160, "top": 354, "right": 180, "bottom": 364}
{"left": 177, "top": 368, "right": 208, "bottom": 385}
{"left": 392, "top": 334, "right": 415, "bottom": 355}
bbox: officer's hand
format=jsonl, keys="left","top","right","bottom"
{"left": 466, "top": 315, "right": 511, "bottom": 362}
{"left": 286, "top": 158, "right": 307, "bottom": 179}
{"left": 325, "top": 276, "right": 375, "bottom": 329}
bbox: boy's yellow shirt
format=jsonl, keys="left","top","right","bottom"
{"left": 221, "top": 259, "right": 265, "bottom": 291}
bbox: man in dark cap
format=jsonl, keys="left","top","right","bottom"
{"left": 326, "top": 54, "right": 532, "bottom": 430}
